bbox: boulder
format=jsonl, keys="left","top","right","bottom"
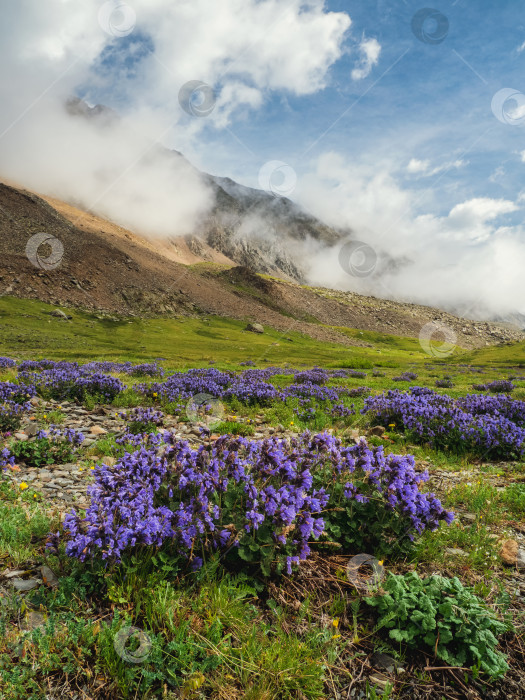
{"left": 245, "top": 323, "right": 264, "bottom": 334}
{"left": 500, "top": 539, "right": 518, "bottom": 565}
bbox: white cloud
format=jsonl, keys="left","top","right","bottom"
{"left": 0, "top": 0, "right": 351, "bottom": 235}
{"left": 351, "top": 37, "right": 381, "bottom": 81}
{"left": 296, "top": 153, "right": 525, "bottom": 317}
{"left": 407, "top": 158, "right": 430, "bottom": 174}
{"left": 406, "top": 158, "right": 467, "bottom": 177}
{"left": 517, "top": 40, "right": 525, "bottom": 53}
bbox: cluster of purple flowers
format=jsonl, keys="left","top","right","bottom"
{"left": 294, "top": 368, "right": 330, "bottom": 385}
{"left": 137, "top": 367, "right": 354, "bottom": 411}
{"left": 120, "top": 407, "right": 165, "bottom": 425}
{"left": 338, "top": 438, "right": 454, "bottom": 536}
{"left": 0, "top": 381, "right": 36, "bottom": 403}
{"left": 330, "top": 403, "right": 355, "bottom": 418}
{"left": 393, "top": 372, "right": 418, "bottom": 382}
{"left": 36, "top": 426, "right": 86, "bottom": 446}
{"left": 119, "top": 407, "right": 165, "bottom": 434}
{"left": 60, "top": 431, "right": 453, "bottom": 576}
{"left": 0, "top": 447, "right": 15, "bottom": 471}
{"left": 435, "top": 379, "right": 454, "bottom": 389}
{"left": 0, "top": 381, "right": 34, "bottom": 432}
{"left": 0, "top": 401, "right": 30, "bottom": 432}
{"left": 347, "top": 386, "right": 371, "bottom": 397}
{"left": 486, "top": 380, "right": 515, "bottom": 394}
{"left": 18, "top": 366, "right": 125, "bottom": 402}
{"left": 0, "top": 357, "right": 16, "bottom": 369}
{"left": 363, "top": 387, "right": 525, "bottom": 459}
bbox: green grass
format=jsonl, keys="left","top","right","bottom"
{"left": 0, "top": 296, "right": 464, "bottom": 370}
{"left": 0, "top": 480, "right": 54, "bottom": 566}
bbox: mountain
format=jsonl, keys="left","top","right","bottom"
{"left": 0, "top": 179, "right": 523, "bottom": 350}
{"left": 64, "top": 98, "right": 344, "bottom": 282}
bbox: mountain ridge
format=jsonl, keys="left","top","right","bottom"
{"left": 0, "top": 179, "right": 523, "bottom": 351}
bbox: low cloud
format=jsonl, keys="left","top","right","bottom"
{"left": 296, "top": 152, "right": 525, "bottom": 318}
{"left": 351, "top": 37, "right": 381, "bottom": 80}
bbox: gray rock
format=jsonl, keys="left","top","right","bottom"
{"left": 11, "top": 578, "right": 40, "bottom": 591}
{"left": 40, "top": 566, "right": 59, "bottom": 589}
{"left": 23, "top": 422, "right": 41, "bottom": 437}
{"left": 245, "top": 323, "right": 264, "bottom": 334}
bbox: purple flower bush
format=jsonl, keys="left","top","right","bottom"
{"left": 393, "top": 372, "right": 418, "bottom": 382}
{"left": 0, "top": 357, "right": 16, "bottom": 369}
{"left": 60, "top": 432, "right": 453, "bottom": 575}
{"left": 435, "top": 379, "right": 454, "bottom": 389}
{"left": 0, "top": 401, "right": 30, "bottom": 433}
{"left": 19, "top": 366, "right": 125, "bottom": 402}
{"left": 0, "top": 446, "right": 15, "bottom": 471}
{"left": 294, "top": 368, "right": 330, "bottom": 385}
{"left": 0, "top": 381, "right": 34, "bottom": 432}
{"left": 347, "top": 386, "right": 371, "bottom": 397}
{"left": 486, "top": 380, "right": 515, "bottom": 394}
{"left": 363, "top": 387, "right": 525, "bottom": 460}
{"left": 0, "top": 381, "right": 36, "bottom": 403}
{"left": 119, "top": 407, "right": 165, "bottom": 434}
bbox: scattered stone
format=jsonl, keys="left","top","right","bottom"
{"left": 369, "top": 426, "right": 386, "bottom": 437}
{"left": 90, "top": 425, "right": 107, "bottom": 435}
{"left": 14, "top": 432, "right": 28, "bottom": 441}
{"left": 517, "top": 549, "right": 525, "bottom": 569}
{"left": 370, "top": 651, "right": 404, "bottom": 674}
{"left": 445, "top": 547, "right": 467, "bottom": 557}
{"left": 50, "top": 309, "right": 72, "bottom": 320}
{"left": 23, "top": 422, "right": 40, "bottom": 437}
{"left": 460, "top": 512, "right": 477, "bottom": 523}
{"left": 10, "top": 578, "right": 40, "bottom": 592}
{"left": 40, "top": 565, "right": 59, "bottom": 589}
{"left": 21, "top": 611, "right": 47, "bottom": 631}
{"left": 500, "top": 539, "right": 519, "bottom": 566}
{"left": 245, "top": 322, "right": 264, "bottom": 334}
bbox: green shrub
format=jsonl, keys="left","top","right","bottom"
{"left": 365, "top": 571, "right": 509, "bottom": 678}
{"left": 213, "top": 420, "right": 255, "bottom": 436}
{"left": 10, "top": 434, "right": 81, "bottom": 468}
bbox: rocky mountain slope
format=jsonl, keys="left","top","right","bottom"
{"left": 63, "top": 98, "right": 343, "bottom": 282}
{"left": 0, "top": 180, "right": 523, "bottom": 350}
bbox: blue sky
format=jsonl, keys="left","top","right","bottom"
{"left": 183, "top": 0, "right": 525, "bottom": 222}
{"left": 2, "top": 0, "right": 524, "bottom": 316}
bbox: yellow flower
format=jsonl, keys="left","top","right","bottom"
{"left": 19, "top": 482, "right": 28, "bottom": 490}
{"left": 378, "top": 560, "right": 384, "bottom": 566}
{"left": 332, "top": 634, "right": 341, "bottom": 640}
{"left": 43, "top": 414, "right": 47, "bottom": 420}
{"left": 290, "top": 421, "right": 294, "bottom": 425}
{"left": 332, "top": 618, "right": 339, "bottom": 628}
{"left": 90, "top": 467, "right": 95, "bottom": 471}
{"left": 33, "top": 494, "right": 37, "bottom": 499}
{"left": 388, "top": 423, "right": 395, "bottom": 428}
{"left": 152, "top": 392, "right": 158, "bottom": 398}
